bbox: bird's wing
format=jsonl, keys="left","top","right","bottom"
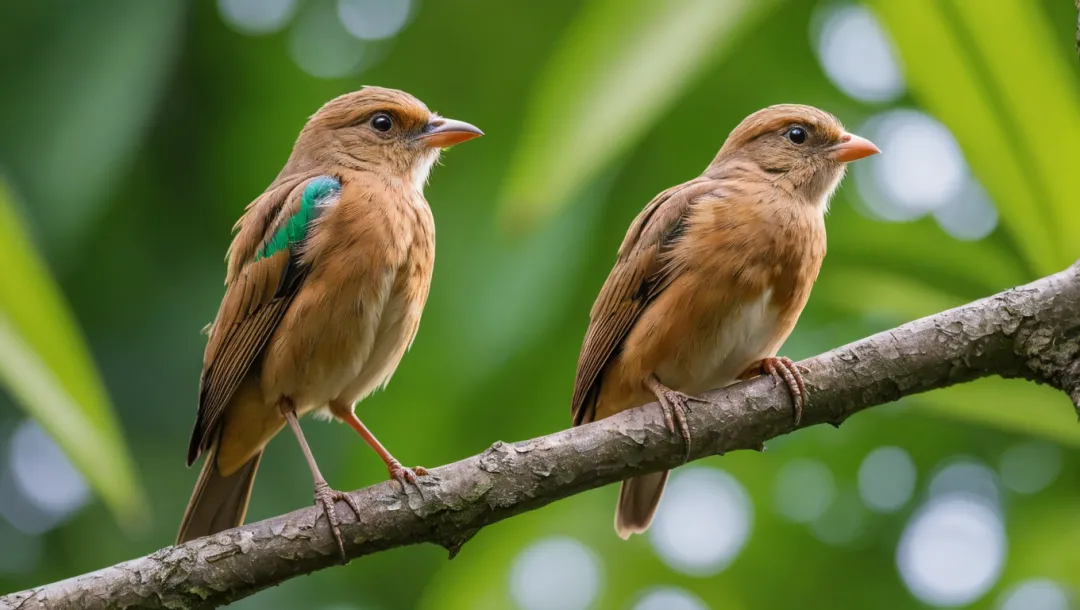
{"left": 186, "top": 173, "right": 342, "bottom": 465}
{"left": 571, "top": 178, "right": 714, "bottom": 426}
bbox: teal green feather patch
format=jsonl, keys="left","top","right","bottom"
{"left": 254, "top": 176, "right": 341, "bottom": 261}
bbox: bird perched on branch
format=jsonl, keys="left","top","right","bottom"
{"left": 177, "top": 87, "right": 482, "bottom": 560}
{"left": 570, "top": 104, "right": 879, "bottom": 539}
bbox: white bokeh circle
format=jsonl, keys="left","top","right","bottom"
{"left": 649, "top": 467, "right": 753, "bottom": 576}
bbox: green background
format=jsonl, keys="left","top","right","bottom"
{"left": 1, "top": 1, "right": 1079, "bottom": 608}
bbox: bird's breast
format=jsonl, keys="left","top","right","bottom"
{"left": 259, "top": 188, "right": 435, "bottom": 411}
{"left": 656, "top": 285, "right": 783, "bottom": 395}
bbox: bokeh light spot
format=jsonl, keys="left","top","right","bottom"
{"left": 998, "top": 441, "right": 1063, "bottom": 495}
{"left": 852, "top": 110, "right": 999, "bottom": 241}
{"left": 10, "top": 419, "right": 89, "bottom": 519}
{"left": 858, "top": 446, "right": 916, "bottom": 513}
{"left": 337, "top": 0, "right": 413, "bottom": 41}
{"left": 649, "top": 467, "right": 752, "bottom": 576}
{"left": 897, "top": 494, "right": 1005, "bottom": 607}
{"left": 218, "top": 0, "right": 297, "bottom": 35}
{"left": 509, "top": 537, "right": 601, "bottom": 610}
{"left": 809, "top": 487, "right": 867, "bottom": 547}
{"left": 997, "top": 579, "right": 1072, "bottom": 610}
{"left": 289, "top": 0, "right": 370, "bottom": 79}
{"left": 929, "top": 458, "right": 1001, "bottom": 506}
{"left": 873, "top": 110, "right": 966, "bottom": 215}
{"left": 814, "top": 4, "right": 904, "bottom": 103}
{"left": 932, "top": 181, "right": 999, "bottom": 241}
{"left": 633, "top": 587, "right": 710, "bottom": 610}
{"left": 773, "top": 458, "right": 835, "bottom": 523}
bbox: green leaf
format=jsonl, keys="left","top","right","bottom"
{"left": 946, "top": 0, "right": 1080, "bottom": 265}
{"left": 826, "top": 1, "right": 1080, "bottom": 444}
{"left": 499, "top": 0, "right": 786, "bottom": 232}
{"left": 0, "top": 182, "right": 147, "bottom": 528}
{"left": 865, "top": 0, "right": 1080, "bottom": 274}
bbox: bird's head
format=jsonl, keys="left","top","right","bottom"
{"left": 710, "top": 104, "right": 879, "bottom": 210}
{"left": 290, "top": 86, "right": 483, "bottom": 191}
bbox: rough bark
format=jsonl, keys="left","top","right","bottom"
{"left": 2, "top": 261, "right": 1079, "bottom": 610}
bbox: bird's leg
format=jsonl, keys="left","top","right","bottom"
{"left": 644, "top": 375, "right": 704, "bottom": 464}
{"left": 336, "top": 407, "right": 429, "bottom": 492}
{"left": 739, "top": 356, "right": 807, "bottom": 426}
{"left": 280, "top": 399, "right": 361, "bottom": 564}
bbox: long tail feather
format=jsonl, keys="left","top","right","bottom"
{"left": 614, "top": 470, "right": 669, "bottom": 539}
{"left": 176, "top": 444, "right": 261, "bottom": 544}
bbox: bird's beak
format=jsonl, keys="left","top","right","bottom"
{"left": 415, "top": 117, "right": 484, "bottom": 148}
{"left": 830, "top": 132, "right": 881, "bottom": 162}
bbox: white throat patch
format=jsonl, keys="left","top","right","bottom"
{"left": 411, "top": 148, "right": 442, "bottom": 195}
{"left": 817, "top": 165, "right": 848, "bottom": 214}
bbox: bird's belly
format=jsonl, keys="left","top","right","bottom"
{"left": 332, "top": 287, "right": 424, "bottom": 410}
{"left": 659, "top": 289, "right": 781, "bottom": 395}
{"left": 260, "top": 269, "right": 396, "bottom": 414}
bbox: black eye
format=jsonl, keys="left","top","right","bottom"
{"left": 786, "top": 127, "right": 807, "bottom": 145}
{"left": 371, "top": 113, "right": 393, "bottom": 132}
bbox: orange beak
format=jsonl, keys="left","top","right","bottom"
{"left": 830, "top": 132, "right": 880, "bottom": 162}
{"left": 415, "top": 117, "right": 483, "bottom": 148}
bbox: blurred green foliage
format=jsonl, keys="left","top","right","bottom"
{"left": 1, "top": 0, "right": 1079, "bottom": 608}
{"left": 0, "top": 182, "right": 145, "bottom": 528}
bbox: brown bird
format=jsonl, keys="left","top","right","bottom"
{"left": 570, "top": 104, "right": 879, "bottom": 538}
{"left": 177, "top": 87, "right": 482, "bottom": 560}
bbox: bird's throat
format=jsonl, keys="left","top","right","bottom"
{"left": 411, "top": 148, "right": 442, "bottom": 195}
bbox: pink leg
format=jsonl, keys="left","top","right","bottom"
{"left": 280, "top": 399, "right": 361, "bottom": 563}
{"left": 337, "top": 408, "right": 429, "bottom": 490}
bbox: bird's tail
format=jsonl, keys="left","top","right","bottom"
{"left": 614, "top": 470, "right": 669, "bottom": 539}
{"left": 176, "top": 442, "right": 262, "bottom": 545}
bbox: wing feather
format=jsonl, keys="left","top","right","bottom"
{"left": 570, "top": 178, "right": 714, "bottom": 426}
{"left": 186, "top": 173, "right": 340, "bottom": 465}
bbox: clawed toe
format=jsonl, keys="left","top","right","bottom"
{"left": 761, "top": 356, "right": 807, "bottom": 426}
{"left": 388, "top": 461, "right": 429, "bottom": 494}
{"left": 659, "top": 391, "right": 694, "bottom": 438}
{"left": 313, "top": 482, "right": 361, "bottom": 563}
{"left": 645, "top": 377, "right": 702, "bottom": 464}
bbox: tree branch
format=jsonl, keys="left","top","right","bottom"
{"left": 3, "top": 261, "right": 1079, "bottom": 610}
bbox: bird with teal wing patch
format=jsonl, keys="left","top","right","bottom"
{"left": 177, "top": 87, "right": 482, "bottom": 561}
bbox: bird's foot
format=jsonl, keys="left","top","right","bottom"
{"left": 747, "top": 356, "right": 807, "bottom": 426}
{"left": 645, "top": 377, "right": 704, "bottom": 463}
{"left": 337, "top": 409, "right": 431, "bottom": 497}
{"left": 312, "top": 480, "right": 362, "bottom": 564}
{"left": 387, "top": 460, "right": 429, "bottom": 494}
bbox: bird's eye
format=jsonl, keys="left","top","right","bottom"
{"left": 786, "top": 127, "right": 807, "bottom": 145}
{"left": 371, "top": 113, "right": 393, "bottom": 133}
